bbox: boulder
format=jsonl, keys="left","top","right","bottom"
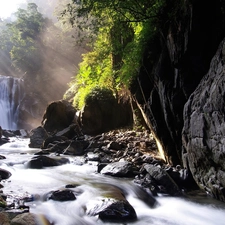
{"left": 144, "top": 164, "right": 181, "bottom": 196}
{"left": 63, "top": 140, "right": 89, "bottom": 156}
{"left": 41, "top": 100, "right": 76, "bottom": 133}
{"left": 55, "top": 123, "right": 83, "bottom": 139}
{"left": 44, "top": 141, "right": 70, "bottom": 154}
{"left": 48, "top": 189, "right": 76, "bottom": 201}
{"left": 86, "top": 184, "right": 137, "bottom": 222}
{"left": 29, "top": 126, "right": 49, "bottom": 148}
{"left": 26, "top": 156, "right": 69, "bottom": 169}
{"left": 11, "top": 213, "right": 51, "bottom": 225}
{"left": 42, "top": 136, "right": 68, "bottom": 149}
{"left": 100, "top": 161, "right": 135, "bottom": 177}
{"left": 0, "top": 168, "right": 11, "bottom": 180}
{"left": 107, "top": 141, "right": 122, "bottom": 150}
{"left": 80, "top": 88, "right": 132, "bottom": 135}
{"left": 182, "top": 38, "right": 225, "bottom": 202}
{"left": 0, "top": 212, "right": 9, "bottom": 225}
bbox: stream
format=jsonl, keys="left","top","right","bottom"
{"left": 0, "top": 137, "right": 225, "bottom": 225}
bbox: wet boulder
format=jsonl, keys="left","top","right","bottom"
{"left": 0, "top": 168, "right": 11, "bottom": 180}
{"left": 98, "top": 199, "right": 137, "bottom": 222}
{"left": 86, "top": 184, "right": 137, "bottom": 222}
{"left": 0, "top": 155, "right": 6, "bottom": 159}
{"left": 144, "top": 164, "right": 181, "bottom": 196}
{"left": 26, "top": 155, "right": 69, "bottom": 169}
{"left": 11, "top": 213, "right": 51, "bottom": 225}
{"left": 48, "top": 189, "right": 76, "bottom": 201}
{"left": 100, "top": 161, "right": 136, "bottom": 177}
{"left": 29, "top": 126, "right": 49, "bottom": 148}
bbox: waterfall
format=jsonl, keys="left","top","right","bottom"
{"left": 0, "top": 75, "right": 24, "bottom": 130}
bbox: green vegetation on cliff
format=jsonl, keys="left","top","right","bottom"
{"left": 62, "top": 0, "right": 167, "bottom": 109}
{"left": 62, "top": 0, "right": 185, "bottom": 109}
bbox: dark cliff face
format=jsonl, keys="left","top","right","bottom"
{"left": 132, "top": 0, "right": 225, "bottom": 166}
{"left": 183, "top": 39, "right": 225, "bottom": 202}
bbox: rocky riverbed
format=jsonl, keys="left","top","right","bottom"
{"left": 0, "top": 127, "right": 202, "bottom": 224}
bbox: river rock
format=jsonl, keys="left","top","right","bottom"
{"left": 87, "top": 198, "right": 137, "bottom": 222}
{"left": 0, "top": 155, "right": 6, "bottom": 159}
{"left": 0, "top": 212, "right": 10, "bottom": 224}
{"left": 86, "top": 184, "right": 137, "bottom": 222}
{"left": 42, "top": 136, "right": 68, "bottom": 149}
{"left": 144, "top": 164, "right": 181, "bottom": 196}
{"left": 48, "top": 189, "right": 76, "bottom": 201}
{"left": 0, "top": 168, "right": 11, "bottom": 180}
{"left": 29, "top": 126, "right": 49, "bottom": 148}
{"left": 55, "top": 123, "right": 83, "bottom": 139}
{"left": 11, "top": 213, "right": 51, "bottom": 225}
{"left": 182, "top": 38, "right": 225, "bottom": 202}
{"left": 41, "top": 100, "right": 76, "bottom": 133}
{"left": 100, "top": 161, "right": 136, "bottom": 177}
{"left": 107, "top": 141, "right": 122, "bottom": 150}
{"left": 63, "top": 140, "right": 89, "bottom": 156}
{"left": 42, "top": 141, "right": 70, "bottom": 154}
{"left": 26, "top": 155, "right": 69, "bottom": 169}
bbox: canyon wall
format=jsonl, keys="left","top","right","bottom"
{"left": 132, "top": 0, "right": 225, "bottom": 201}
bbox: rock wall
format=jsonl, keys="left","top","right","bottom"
{"left": 182, "top": 39, "right": 225, "bottom": 202}
{"left": 132, "top": 0, "right": 225, "bottom": 166}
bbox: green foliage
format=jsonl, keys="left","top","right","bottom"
{"left": 6, "top": 3, "right": 46, "bottom": 73}
{"left": 85, "top": 86, "right": 115, "bottom": 104}
{"left": 119, "top": 21, "right": 157, "bottom": 86}
{"left": 62, "top": 0, "right": 185, "bottom": 109}
{"left": 69, "top": 24, "right": 115, "bottom": 109}
{"left": 65, "top": 18, "right": 158, "bottom": 109}
{"left": 0, "top": 3, "right": 47, "bottom": 75}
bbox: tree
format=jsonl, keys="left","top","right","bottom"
{"left": 0, "top": 20, "right": 14, "bottom": 75}
{"left": 61, "top": 0, "right": 165, "bottom": 31}
{"left": 61, "top": 0, "right": 166, "bottom": 109}
{"left": 6, "top": 3, "right": 46, "bottom": 73}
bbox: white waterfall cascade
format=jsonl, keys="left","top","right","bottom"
{"left": 0, "top": 75, "right": 24, "bottom": 130}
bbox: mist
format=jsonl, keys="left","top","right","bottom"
{"left": 0, "top": 0, "right": 87, "bottom": 129}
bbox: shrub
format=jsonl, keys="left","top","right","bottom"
{"left": 84, "top": 87, "right": 115, "bottom": 105}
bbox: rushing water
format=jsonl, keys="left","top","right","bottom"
{"left": 0, "top": 75, "right": 24, "bottom": 130}
{"left": 0, "top": 138, "right": 225, "bottom": 225}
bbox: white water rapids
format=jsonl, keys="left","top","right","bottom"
{"left": 0, "top": 138, "right": 225, "bottom": 225}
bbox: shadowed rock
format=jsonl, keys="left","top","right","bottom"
{"left": 182, "top": 39, "right": 225, "bottom": 202}
{"left": 86, "top": 183, "right": 137, "bottom": 222}
{"left": 26, "top": 155, "right": 69, "bottom": 169}
{"left": 144, "top": 164, "right": 181, "bottom": 196}
{"left": 48, "top": 189, "right": 76, "bottom": 201}
{"left": 29, "top": 126, "right": 49, "bottom": 148}
{"left": 41, "top": 100, "right": 76, "bottom": 133}
{"left": 0, "top": 168, "right": 11, "bottom": 180}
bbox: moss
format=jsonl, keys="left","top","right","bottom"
{"left": 85, "top": 87, "right": 115, "bottom": 105}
